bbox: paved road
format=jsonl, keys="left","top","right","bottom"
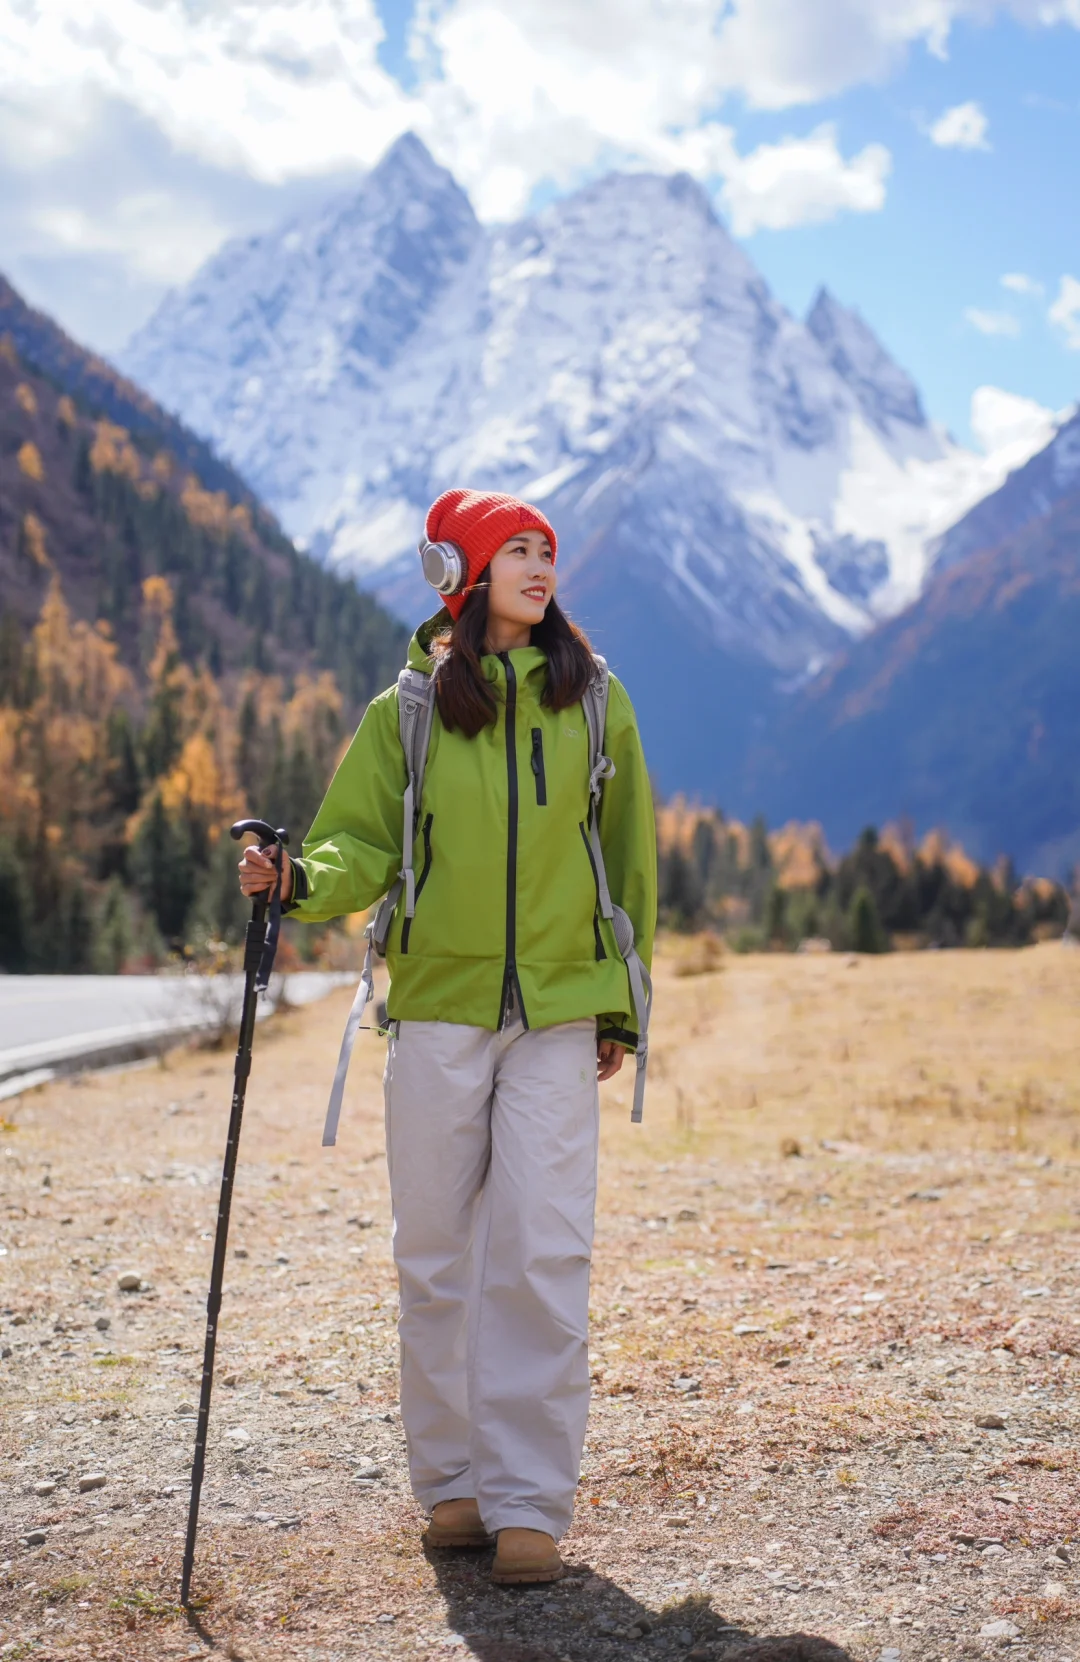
{"left": 0, "top": 972, "right": 355, "bottom": 1086}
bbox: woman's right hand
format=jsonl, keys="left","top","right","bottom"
{"left": 237, "top": 842, "right": 294, "bottom": 904}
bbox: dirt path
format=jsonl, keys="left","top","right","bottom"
{"left": 2, "top": 944, "right": 1078, "bottom": 1662}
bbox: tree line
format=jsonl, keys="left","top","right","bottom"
{"left": 656, "top": 802, "right": 1072, "bottom": 952}
{"left": 0, "top": 572, "right": 365, "bottom": 972}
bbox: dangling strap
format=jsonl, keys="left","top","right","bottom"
{"left": 624, "top": 945, "right": 653, "bottom": 1125}
{"left": 322, "top": 668, "right": 435, "bottom": 1145}
{"left": 322, "top": 924, "right": 377, "bottom": 1147}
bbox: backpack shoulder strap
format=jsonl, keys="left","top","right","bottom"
{"left": 395, "top": 667, "right": 437, "bottom": 920}
{"left": 581, "top": 653, "right": 610, "bottom": 780}
{"left": 397, "top": 667, "right": 437, "bottom": 818}
{"left": 581, "top": 654, "right": 615, "bottom": 920}
{"left": 580, "top": 654, "right": 653, "bottom": 1126}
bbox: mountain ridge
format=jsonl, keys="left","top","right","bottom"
{"left": 122, "top": 133, "right": 1009, "bottom": 677}
{"left": 744, "top": 484, "right": 1080, "bottom": 873}
{"left": 0, "top": 274, "right": 408, "bottom": 706}
{"left": 1, "top": 274, "right": 266, "bottom": 512}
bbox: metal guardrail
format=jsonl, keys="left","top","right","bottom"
{"left": 0, "top": 972, "right": 357, "bottom": 1100}
{"left": 0, "top": 1014, "right": 211, "bottom": 1093}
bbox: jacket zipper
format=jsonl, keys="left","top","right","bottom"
{"left": 579, "top": 821, "right": 608, "bottom": 962}
{"left": 530, "top": 727, "right": 547, "bottom": 806}
{"left": 499, "top": 654, "right": 528, "bottom": 1029}
{"left": 400, "top": 813, "right": 433, "bottom": 955}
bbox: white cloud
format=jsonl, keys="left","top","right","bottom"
{"left": 928, "top": 100, "right": 991, "bottom": 149}
{"left": 1049, "top": 274, "right": 1080, "bottom": 349}
{"left": 964, "top": 307, "right": 1021, "bottom": 336}
{"left": 0, "top": 2, "right": 1067, "bottom": 201}
{"left": 32, "top": 193, "right": 229, "bottom": 285}
{"left": 969, "top": 385, "right": 1058, "bottom": 460}
{"left": 0, "top": 1, "right": 420, "bottom": 183}
{"left": 0, "top": 0, "right": 1078, "bottom": 321}
{"left": 1000, "top": 271, "right": 1044, "bottom": 296}
{"left": 718, "top": 124, "right": 891, "bottom": 236}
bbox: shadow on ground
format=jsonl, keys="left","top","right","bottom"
{"left": 427, "top": 1545, "right": 854, "bottom": 1662}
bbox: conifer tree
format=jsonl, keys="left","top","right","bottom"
{"left": 130, "top": 791, "right": 196, "bottom": 942}
{"left": 0, "top": 844, "right": 30, "bottom": 971}
{"left": 850, "top": 885, "right": 887, "bottom": 953}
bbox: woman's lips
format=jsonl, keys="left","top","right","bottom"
{"left": 523, "top": 586, "right": 547, "bottom": 602}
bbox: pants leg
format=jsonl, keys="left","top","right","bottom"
{"left": 384, "top": 1019, "right": 496, "bottom": 1512}
{"left": 470, "top": 1018, "right": 600, "bottom": 1540}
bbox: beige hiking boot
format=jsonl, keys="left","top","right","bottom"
{"left": 490, "top": 1527, "right": 565, "bottom": 1585}
{"left": 423, "top": 1497, "right": 491, "bottom": 1550}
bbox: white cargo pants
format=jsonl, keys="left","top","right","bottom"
{"left": 383, "top": 1013, "right": 600, "bottom": 1540}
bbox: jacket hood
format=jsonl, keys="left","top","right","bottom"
{"left": 406, "top": 614, "right": 548, "bottom": 684}
{"left": 407, "top": 610, "right": 451, "bottom": 674}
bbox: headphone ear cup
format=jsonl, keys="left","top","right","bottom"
{"left": 420, "top": 539, "right": 468, "bottom": 596}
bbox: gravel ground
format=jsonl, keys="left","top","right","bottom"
{"left": 1, "top": 942, "right": 1078, "bottom": 1662}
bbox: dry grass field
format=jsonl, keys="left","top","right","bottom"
{"left": 2, "top": 941, "right": 1078, "bottom": 1662}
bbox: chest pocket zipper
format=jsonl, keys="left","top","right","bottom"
{"left": 531, "top": 728, "right": 547, "bottom": 806}
{"left": 400, "top": 813, "right": 433, "bottom": 953}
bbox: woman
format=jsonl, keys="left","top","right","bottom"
{"left": 239, "top": 488, "right": 656, "bottom": 1585}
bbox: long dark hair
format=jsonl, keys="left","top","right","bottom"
{"left": 431, "top": 571, "right": 596, "bottom": 738}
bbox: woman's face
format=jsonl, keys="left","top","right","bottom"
{"left": 485, "top": 529, "right": 556, "bottom": 630}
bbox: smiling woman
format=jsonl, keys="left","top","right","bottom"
{"left": 430, "top": 525, "right": 594, "bottom": 736}
{"left": 237, "top": 483, "right": 657, "bottom": 1588}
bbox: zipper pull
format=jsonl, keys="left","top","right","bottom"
{"left": 531, "top": 729, "right": 542, "bottom": 776}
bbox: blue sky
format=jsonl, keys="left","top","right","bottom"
{"left": 734, "top": 14, "right": 1080, "bottom": 440}
{"left": 0, "top": 1, "right": 1077, "bottom": 446}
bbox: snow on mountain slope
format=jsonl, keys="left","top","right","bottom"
{"left": 807, "top": 287, "right": 934, "bottom": 447}
{"left": 929, "top": 397, "right": 1079, "bottom": 571}
{"left": 119, "top": 134, "right": 484, "bottom": 538}
{"left": 120, "top": 133, "right": 1043, "bottom": 677}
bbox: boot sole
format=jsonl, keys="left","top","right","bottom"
{"left": 490, "top": 1561, "right": 565, "bottom": 1586}
{"left": 423, "top": 1528, "right": 492, "bottom": 1551}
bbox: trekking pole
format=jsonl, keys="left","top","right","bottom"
{"left": 180, "top": 818, "right": 289, "bottom": 1608}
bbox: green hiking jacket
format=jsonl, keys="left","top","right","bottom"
{"left": 286, "top": 621, "right": 657, "bottom": 1040}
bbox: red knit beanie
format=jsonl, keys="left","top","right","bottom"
{"left": 425, "top": 488, "right": 557, "bottom": 619}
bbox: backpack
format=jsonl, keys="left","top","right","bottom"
{"left": 321, "top": 655, "right": 652, "bottom": 1145}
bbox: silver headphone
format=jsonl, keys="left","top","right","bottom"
{"left": 419, "top": 537, "right": 468, "bottom": 597}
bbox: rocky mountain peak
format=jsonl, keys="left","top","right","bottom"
{"left": 806, "top": 285, "right": 928, "bottom": 437}
{"left": 119, "top": 139, "right": 1021, "bottom": 690}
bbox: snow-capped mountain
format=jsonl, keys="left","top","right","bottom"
{"left": 120, "top": 134, "right": 1052, "bottom": 693}
{"left": 119, "top": 134, "right": 483, "bottom": 544}
{"left": 930, "top": 405, "right": 1080, "bottom": 572}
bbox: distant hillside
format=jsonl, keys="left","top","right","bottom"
{"left": 0, "top": 274, "right": 262, "bottom": 507}
{"left": 745, "top": 489, "right": 1080, "bottom": 875}
{"left": 931, "top": 407, "right": 1080, "bottom": 573}
{"left": 0, "top": 278, "right": 410, "bottom": 973}
{"left": 0, "top": 302, "right": 407, "bottom": 707}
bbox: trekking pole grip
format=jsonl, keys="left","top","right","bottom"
{"left": 232, "top": 820, "right": 290, "bottom": 982}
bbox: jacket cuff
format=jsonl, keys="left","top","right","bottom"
{"left": 598, "top": 1023, "right": 638, "bottom": 1051}
{"left": 281, "top": 856, "right": 308, "bottom": 914}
